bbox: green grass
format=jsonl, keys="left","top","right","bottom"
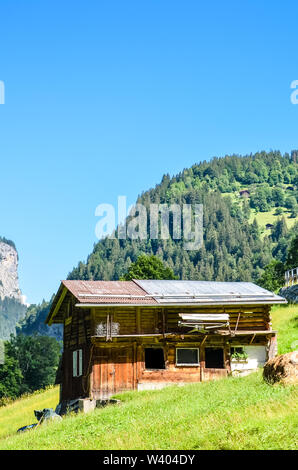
{"left": 0, "top": 386, "right": 59, "bottom": 441}
{"left": 0, "top": 304, "right": 297, "bottom": 450}
{"left": 271, "top": 304, "right": 298, "bottom": 355}
{"left": 0, "top": 372, "right": 297, "bottom": 450}
{"left": 248, "top": 208, "right": 298, "bottom": 234}
{"left": 222, "top": 190, "right": 298, "bottom": 236}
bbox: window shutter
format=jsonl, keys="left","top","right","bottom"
{"left": 73, "top": 350, "right": 78, "bottom": 377}
{"left": 78, "top": 349, "right": 83, "bottom": 376}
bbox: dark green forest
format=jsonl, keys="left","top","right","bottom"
{"left": 0, "top": 298, "right": 27, "bottom": 340}
{"left": 68, "top": 150, "right": 298, "bottom": 284}
{"left": 16, "top": 150, "right": 298, "bottom": 338}
{"left": 16, "top": 298, "right": 63, "bottom": 341}
{"left": 0, "top": 335, "right": 61, "bottom": 404}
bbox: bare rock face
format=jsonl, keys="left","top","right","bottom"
{"left": 0, "top": 241, "right": 23, "bottom": 302}
{"left": 263, "top": 351, "right": 298, "bottom": 385}
{"left": 0, "top": 240, "right": 27, "bottom": 339}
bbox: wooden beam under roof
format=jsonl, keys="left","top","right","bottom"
{"left": 47, "top": 286, "right": 67, "bottom": 326}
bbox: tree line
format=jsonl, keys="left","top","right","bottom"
{"left": 0, "top": 335, "right": 61, "bottom": 405}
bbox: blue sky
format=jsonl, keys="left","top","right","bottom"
{"left": 0, "top": 1, "right": 298, "bottom": 304}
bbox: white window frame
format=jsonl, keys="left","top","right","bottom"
{"left": 176, "top": 348, "right": 200, "bottom": 367}
{"left": 72, "top": 349, "right": 83, "bottom": 377}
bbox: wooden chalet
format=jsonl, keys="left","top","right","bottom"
{"left": 46, "top": 280, "right": 286, "bottom": 402}
{"left": 239, "top": 189, "right": 250, "bottom": 198}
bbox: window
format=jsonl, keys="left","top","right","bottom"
{"left": 176, "top": 348, "right": 199, "bottom": 366}
{"left": 72, "top": 349, "right": 83, "bottom": 377}
{"left": 230, "top": 346, "right": 248, "bottom": 362}
{"left": 144, "top": 348, "right": 165, "bottom": 369}
{"left": 231, "top": 347, "right": 245, "bottom": 356}
{"left": 205, "top": 348, "right": 224, "bottom": 369}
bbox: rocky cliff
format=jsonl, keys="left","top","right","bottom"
{"left": 0, "top": 239, "right": 27, "bottom": 339}
{"left": 0, "top": 241, "right": 24, "bottom": 302}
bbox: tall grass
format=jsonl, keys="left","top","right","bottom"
{"left": 0, "top": 386, "right": 59, "bottom": 440}
{"left": 0, "top": 372, "right": 297, "bottom": 450}
{"left": 271, "top": 304, "right": 298, "bottom": 354}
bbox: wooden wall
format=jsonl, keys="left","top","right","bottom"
{"left": 91, "top": 304, "right": 272, "bottom": 337}
{"left": 60, "top": 294, "right": 92, "bottom": 400}
{"left": 91, "top": 344, "right": 135, "bottom": 399}
{"left": 61, "top": 344, "right": 91, "bottom": 400}
{"left": 90, "top": 337, "right": 234, "bottom": 399}
{"left": 58, "top": 297, "right": 274, "bottom": 401}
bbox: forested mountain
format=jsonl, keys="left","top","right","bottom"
{"left": 68, "top": 150, "right": 298, "bottom": 284}
{"left": 16, "top": 298, "right": 63, "bottom": 341}
{"left": 19, "top": 150, "right": 297, "bottom": 338}
{"left": 0, "top": 297, "right": 27, "bottom": 340}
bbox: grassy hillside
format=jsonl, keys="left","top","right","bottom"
{"left": 249, "top": 208, "right": 297, "bottom": 230}
{"left": 0, "top": 304, "right": 297, "bottom": 450}
{"left": 0, "top": 372, "right": 297, "bottom": 450}
{"left": 0, "top": 386, "right": 59, "bottom": 441}
{"left": 271, "top": 304, "right": 298, "bottom": 354}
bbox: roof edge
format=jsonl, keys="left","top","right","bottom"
{"left": 45, "top": 283, "right": 67, "bottom": 325}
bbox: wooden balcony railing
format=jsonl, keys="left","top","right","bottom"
{"left": 285, "top": 267, "right": 298, "bottom": 286}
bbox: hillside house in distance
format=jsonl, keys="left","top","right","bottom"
{"left": 46, "top": 280, "right": 286, "bottom": 403}
{"left": 239, "top": 189, "right": 250, "bottom": 198}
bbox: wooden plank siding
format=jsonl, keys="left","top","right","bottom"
{"left": 90, "top": 337, "right": 231, "bottom": 396}
{"left": 60, "top": 343, "right": 92, "bottom": 400}
{"left": 90, "top": 304, "right": 272, "bottom": 337}
{"left": 59, "top": 293, "right": 92, "bottom": 400}
{"left": 91, "top": 345, "right": 135, "bottom": 399}
{"left": 56, "top": 294, "right": 275, "bottom": 400}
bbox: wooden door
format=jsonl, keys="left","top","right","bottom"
{"left": 114, "top": 347, "right": 134, "bottom": 394}
{"left": 92, "top": 348, "right": 114, "bottom": 399}
{"left": 92, "top": 346, "right": 135, "bottom": 399}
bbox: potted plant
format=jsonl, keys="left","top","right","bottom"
{"left": 230, "top": 348, "right": 248, "bottom": 362}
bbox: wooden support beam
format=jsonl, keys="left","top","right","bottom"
{"left": 48, "top": 287, "right": 67, "bottom": 325}
{"left": 162, "top": 308, "right": 166, "bottom": 337}
{"left": 133, "top": 341, "right": 137, "bottom": 390}
{"left": 106, "top": 313, "right": 110, "bottom": 341}
{"left": 136, "top": 307, "right": 141, "bottom": 335}
{"left": 232, "top": 311, "right": 241, "bottom": 336}
{"left": 249, "top": 333, "right": 256, "bottom": 344}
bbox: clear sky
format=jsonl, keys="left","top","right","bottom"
{"left": 0, "top": 1, "right": 298, "bottom": 304}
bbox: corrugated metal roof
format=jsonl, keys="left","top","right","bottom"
{"left": 133, "top": 280, "right": 286, "bottom": 305}
{"left": 62, "top": 280, "right": 157, "bottom": 304}
{"left": 46, "top": 279, "right": 286, "bottom": 324}
{"left": 52, "top": 279, "right": 286, "bottom": 308}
